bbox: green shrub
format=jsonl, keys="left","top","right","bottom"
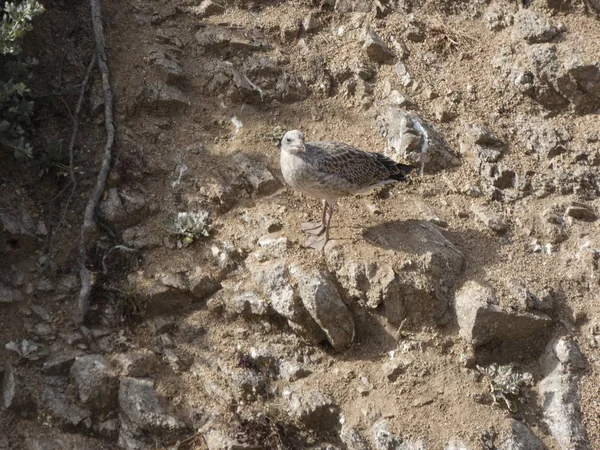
{"left": 0, "top": 0, "right": 44, "bottom": 159}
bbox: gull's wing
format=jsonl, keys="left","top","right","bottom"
{"left": 303, "top": 141, "right": 412, "bottom": 189}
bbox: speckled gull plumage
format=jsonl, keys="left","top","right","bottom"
{"left": 279, "top": 129, "right": 414, "bottom": 250}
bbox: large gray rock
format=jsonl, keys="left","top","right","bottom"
{"left": 3, "top": 362, "right": 35, "bottom": 414}
{"left": 230, "top": 153, "right": 279, "bottom": 195}
{"left": 508, "top": 44, "right": 600, "bottom": 113}
{"left": 498, "top": 420, "right": 544, "bottom": 450}
{"left": 328, "top": 220, "right": 464, "bottom": 325}
{"left": 247, "top": 256, "right": 326, "bottom": 344}
{"left": 455, "top": 281, "right": 552, "bottom": 346}
{"left": 376, "top": 107, "right": 460, "bottom": 173}
{"left": 41, "top": 387, "right": 91, "bottom": 428}
{"left": 291, "top": 266, "right": 355, "bottom": 351}
{"left": 118, "top": 377, "right": 187, "bottom": 448}
{"left": 70, "top": 355, "right": 118, "bottom": 411}
{"left": 538, "top": 339, "right": 590, "bottom": 450}
{"left": 512, "top": 9, "right": 559, "bottom": 44}
{"left": 136, "top": 81, "right": 190, "bottom": 113}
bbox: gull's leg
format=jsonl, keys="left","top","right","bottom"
{"left": 301, "top": 199, "right": 327, "bottom": 235}
{"left": 306, "top": 201, "right": 335, "bottom": 251}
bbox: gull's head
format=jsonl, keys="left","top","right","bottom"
{"left": 280, "top": 130, "right": 305, "bottom": 154}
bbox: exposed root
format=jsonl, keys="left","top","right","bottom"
{"left": 77, "top": 0, "right": 116, "bottom": 323}
{"left": 45, "top": 52, "right": 96, "bottom": 256}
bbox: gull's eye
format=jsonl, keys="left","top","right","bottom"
{"left": 286, "top": 137, "right": 291, "bottom": 142}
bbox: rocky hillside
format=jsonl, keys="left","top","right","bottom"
{"left": 1, "top": 0, "right": 600, "bottom": 449}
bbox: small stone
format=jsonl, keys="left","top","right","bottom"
{"left": 382, "top": 358, "right": 410, "bottom": 381}
{"left": 41, "top": 388, "right": 91, "bottom": 428}
{"left": 43, "top": 352, "right": 80, "bottom": 375}
{"left": 231, "top": 153, "right": 279, "bottom": 195}
{"left": 187, "top": 266, "right": 220, "bottom": 300}
{"left": 565, "top": 204, "right": 596, "bottom": 221}
{"left": 468, "top": 186, "right": 483, "bottom": 197}
{"left": 138, "top": 81, "right": 190, "bottom": 112}
{"left": 0, "top": 284, "right": 22, "bottom": 303}
{"left": 288, "top": 388, "right": 338, "bottom": 428}
{"left": 551, "top": 338, "right": 586, "bottom": 370}
{"left": 405, "top": 24, "right": 425, "bottom": 42}
{"left": 191, "top": 0, "right": 225, "bottom": 18}
{"left": 471, "top": 204, "right": 508, "bottom": 232}
{"left": 111, "top": 351, "right": 160, "bottom": 377}
{"left": 279, "top": 361, "right": 311, "bottom": 381}
{"left": 422, "top": 87, "right": 439, "bottom": 100}
{"left": 341, "top": 426, "right": 370, "bottom": 450}
{"left": 356, "top": 375, "right": 374, "bottom": 395}
{"left": 363, "top": 30, "right": 394, "bottom": 63}
{"left": 302, "top": 13, "right": 320, "bottom": 32}
{"left": 468, "top": 124, "right": 503, "bottom": 147}
{"left": 228, "top": 291, "right": 271, "bottom": 317}
{"left": 70, "top": 355, "right": 118, "bottom": 411}
{"left": 434, "top": 103, "right": 458, "bottom": 123}
{"left": 3, "top": 362, "right": 35, "bottom": 413}
{"left": 100, "top": 188, "right": 128, "bottom": 224}
{"left": 119, "top": 377, "right": 187, "bottom": 436}
{"left": 513, "top": 9, "right": 559, "bottom": 44}
{"left": 389, "top": 90, "right": 414, "bottom": 107}
{"left": 373, "top": 420, "right": 427, "bottom": 450}
{"left": 33, "top": 322, "right": 55, "bottom": 339}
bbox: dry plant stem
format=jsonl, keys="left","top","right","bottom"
{"left": 77, "top": 0, "right": 116, "bottom": 323}
{"left": 45, "top": 53, "right": 96, "bottom": 255}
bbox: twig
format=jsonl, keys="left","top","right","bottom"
{"left": 46, "top": 53, "right": 96, "bottom": 256}
{"left": 101, "top": 244, "right": 137, "bottom": 273}
{"left": 77, "top": 0, "right": 116, "bottom": 323}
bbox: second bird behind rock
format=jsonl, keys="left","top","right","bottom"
{"left": 279, "top": 129, "right": 414, "bottom": 250}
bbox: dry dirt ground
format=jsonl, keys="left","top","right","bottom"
{"left": 1, "top": 0, "right": 600, "bottom": 449}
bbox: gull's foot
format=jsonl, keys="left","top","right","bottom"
{"left": 305, "top": 234, "right": 328, "bottom": 251}
{"left": 301, "top": 221, "right": 326, "bottom": 235}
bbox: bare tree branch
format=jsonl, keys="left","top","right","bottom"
{"left": 77, "top": 0, "right": 116, "bottom": 323}
{"left": 46, "top": 52, "right": 96, "bottom": 256}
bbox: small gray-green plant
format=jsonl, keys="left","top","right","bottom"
{"left": 477, "top": 363, "right": 533, "bottom": 412}
{"left": 5, "top": 339, "right": 48, "bottom": 362}
{"left": 165, "top": 211, "right": 211, "bottom": 248}
{"left": 1, "top": 0, "right": 44, "bottom": 158}
{"left": 264, "top": 125, "right": 285, "bottom": 146}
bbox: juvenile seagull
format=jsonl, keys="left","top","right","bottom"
{"left": 280, "top": 130, "right": 413, "bottom": 250}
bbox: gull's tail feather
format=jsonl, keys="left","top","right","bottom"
{"left": 388, "top": 163, "right": 414, "bottom": 182}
